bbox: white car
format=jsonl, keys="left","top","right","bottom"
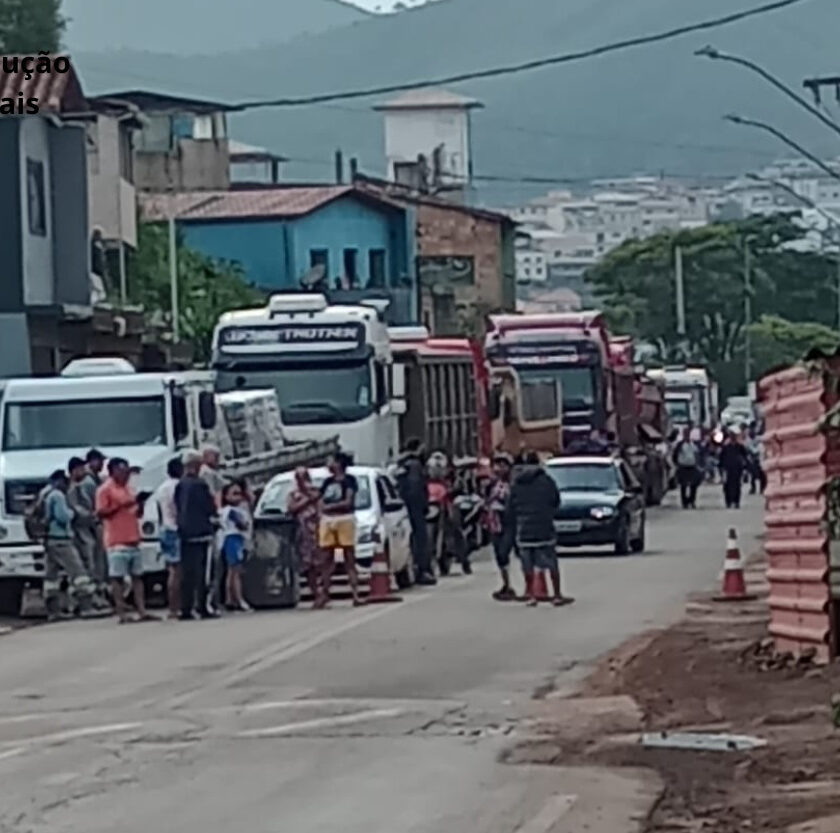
{"left": 255, "top": 465, "right": 414, "bottom": 588}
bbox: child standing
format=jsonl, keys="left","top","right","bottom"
{"left": 219, "top": 482, "right": 252, "bottom": 612}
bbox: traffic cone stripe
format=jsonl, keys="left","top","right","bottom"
{"left": 366, "top": 547, "right": 402, "bottom": 604}
{"left": 715, "top": 527, "right": 754, "bottom": 602}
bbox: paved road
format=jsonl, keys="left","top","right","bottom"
{"left": 0, "top": 489, "right": 763, "bottom": 833}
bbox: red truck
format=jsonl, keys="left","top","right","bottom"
{"left": 484, "top": 312, "right": 669, "bottom": 504}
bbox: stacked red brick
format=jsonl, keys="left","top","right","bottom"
{"left": 760, "top": 363, "right": 839, "bottom": 664}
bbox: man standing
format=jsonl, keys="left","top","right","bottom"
{"left": 41, "top": 470, "right": 98, "bottom": 622}
{"left": 96, "top": 458, "right": 157, "bottom": 624}
{"left": 319, "top": 452, "right": 363, "bottom": 606}
{"left": 719, "top": 431, "right": 749, "bottom": 509}
{"left": 153, "top": 456, "right": 184, "bottom": 619}
{"left": 176, "top": 450, "right": 218, "bottom": 620}
{"left": 672, "top": 427, "right": 701, "bottom": 509}
{"left": 200, "top": 445, "right": 226, "bottom": 506}
{"left": 80, "top": 448, "right": 107, "bottom": 585}
{"left": 507, "top": 452, "right": 572, "bottom": 607}
{"left": 395, "top": 438, "right": 436, "bottom": 586}
{"left": 486, "top": 452, "right": 515, "bottom": 601}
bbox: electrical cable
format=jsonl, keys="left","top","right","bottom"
{"left": 231, "top": 0, "right": 810, "bottom": 109}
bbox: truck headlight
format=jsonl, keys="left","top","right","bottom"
{"left": 590, "top": 506, "right": 615, "bottom": 520}
{"left": 357, "top": 525, "right": 381, "bottom": 545}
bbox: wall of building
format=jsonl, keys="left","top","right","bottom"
{"left": 288, "top": 196, "right": 404, "bottom": 288}
{"left": 136, "top": 139, "right": 230, "bottom": 192}
{"left": 19, "top": 117, "right": 54, "bottom": 306}
{"left": 49, "top": 122, "right": 90, "bottom": 308}
{"left": 87, "top": 115, "right": 138, "bottom": 248}
{"left": 384, "top": 109, "right": 470, "bottom": 185}
{"left": 0, "top": 119, "right": 23, "bottom": 314}
{"left": 180, "top": 219, "right": 288, "bottom": 288}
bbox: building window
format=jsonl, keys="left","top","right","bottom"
{"left": 26, "top": 159, "right": 46, "bottom": 237}
{"left": 368, "top": 249, "right": 386, "bottom": 288}
{"left": 343, "top": 248, "right": 359, "bottom": 287}
{"left": 310, "top": 249, "right": 329, "bottom": 280}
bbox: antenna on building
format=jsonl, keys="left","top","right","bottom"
{"left": 335, "top": 149, "right": 345, "bottom": 184}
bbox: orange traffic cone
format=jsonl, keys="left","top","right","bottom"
{"left": 366, "top": 547, "right": 402, "bottom": 604}
{"left": 714, "top": 528, "right": 756, "bottom": 602}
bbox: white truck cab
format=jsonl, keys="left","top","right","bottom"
{"left": 648, "top": 366, "right": 718, "bottom": 432}
{"left": 212, "top": 294, "right": 404, "bottom": 467}
{"left": 0, "top": 359, "right": 216, "bottom": 586}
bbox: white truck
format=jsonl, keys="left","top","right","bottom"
{"left": 0, "top": 357, "right": 336, "bottom": 614}
{"left": 212, "top": 293, "right": 405, "bottom": 467}
{"left": 647, "top": 366, "right": 719, "bottom": 433}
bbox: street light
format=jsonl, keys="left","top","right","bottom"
{"left": 697, "top": 46, "right": 840, "bottom": 140}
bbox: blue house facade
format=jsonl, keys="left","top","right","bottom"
{"left": 144, "top": 186, "right": 417, "bottom": 322}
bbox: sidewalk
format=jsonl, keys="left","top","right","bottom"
{"left": 509, "top": 549, "right": 840, "bottom": 833}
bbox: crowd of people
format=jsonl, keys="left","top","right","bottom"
{"left": 34, "top": 446, "right": 256, "bottom": 624}
{"left": 671, "top": 422, "right": 765, "bottom": 511}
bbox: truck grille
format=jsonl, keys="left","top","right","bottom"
{"left": 4, "top": 480, "right": 47, "bottom": 516}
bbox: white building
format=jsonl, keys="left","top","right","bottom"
{"left": 229, "top": 140, "right": 286, "bottom": 185}
{"left": 374, "top": 88, "right": 482, "bottom": 193}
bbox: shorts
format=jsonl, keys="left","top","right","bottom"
{"left": 160, "top": 529, "right": 180, "bottom": 565}
{"left": 517, "top": 543, "right": 557, "bottom": 573}
{"left": 319, "top": 515, "right": 356, "bottom": 549}
{"left": 107, "top": 546, "right": 144, "bottom": 580}
{"left": 222, "top": 534, "right": 246, "bottom": 567}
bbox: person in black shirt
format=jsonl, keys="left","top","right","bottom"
{"left": 319, "top": 452, "right": 362, "bottom": 606}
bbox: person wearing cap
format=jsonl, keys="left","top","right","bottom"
{"left": 486, "top": 452, "right": 516, "bottom": 601}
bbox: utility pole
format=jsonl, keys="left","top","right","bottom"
{"left": 743, "top": 240, "right": 752, "bottom": 391}
{"left": 674, "top": 244, "right": 686, "bottom": 336}
{"left": 168, "top": 190, "right": 180, "bottom": 343}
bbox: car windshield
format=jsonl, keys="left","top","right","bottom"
{"left": 215, "top": 361, "right": 373, "bottom": 425}
{"left": 259, "top": 473, "right": 372, "bottom": 514}
{"left": 547, "top": 463, "right": 621, "bottom": 492}
{"left": 2, "top": 397, "right": 167, "bottom": 451}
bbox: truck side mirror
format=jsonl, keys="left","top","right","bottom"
{"left": 488, "top": 387, "right": 502, "bottom": 421}
{"left": 391, "top": 363, "right": 406, "bottom": 399}
{"left": 503, "top": 397, "right": 514, "bottom": 428}
{"left": 198, "top": 391, "right": 217, "bottom": 430}
{"left": 172, "top": 396, "right": 189, "bottom": 441}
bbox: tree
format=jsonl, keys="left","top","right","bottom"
{"left": 0, "top": 0, "right": 65, "bottom": 53}
{"left": 748, "top": 315, "right": 840, "bottom": 380}
{"left": 126, "top": 224, "right": 264, "bottom": 362}
{"left": 585, "top": 213, "right": 840, "bottom": 395}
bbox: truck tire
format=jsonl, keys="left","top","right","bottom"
{"left": 0, "top": 579, "right": 24, "bottom": 617}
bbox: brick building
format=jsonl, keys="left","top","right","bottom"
{"left": 356, "top": 176, "right": 516, "bottom": 335}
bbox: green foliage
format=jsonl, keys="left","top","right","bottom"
{"left": 126, "top": 224, "right": 264, "bottom": 362}
{"left": 586, "top": 214, "right": 840, "bottom": 395}
{"left": 0, "top": 0, "right": 65, "bottom": 52}
{"left": 748, "top": 315, "right": 840, "bottom": 380}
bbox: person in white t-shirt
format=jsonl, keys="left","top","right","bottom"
{"left": 152, "top": 456, "right": 184, "bottom": 619}
{"left": 218, "top": 482, "right": 252, "bottom": 612}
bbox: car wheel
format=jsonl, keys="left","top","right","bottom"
{"left": 630, "top": 520, "right": 646, "bottom": 554}
{"left": 614, "top": 518, "right": 631, "bottom": 556}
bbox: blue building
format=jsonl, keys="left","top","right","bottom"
{"left": 142, "top": 185, "right": 417, "bottom": 322}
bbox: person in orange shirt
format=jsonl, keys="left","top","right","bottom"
{"left": 96, "top": 458, "right": 159, "bottom": 624}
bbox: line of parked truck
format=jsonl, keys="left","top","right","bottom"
{"left": 0, "top": 289, "right": 725, "bottom": 614}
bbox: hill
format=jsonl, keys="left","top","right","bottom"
{"left": 62, "top": 0, "right": 370, "bottom": 54}
{"left": 71, "top": 0, "right": 840, "bottom": 202}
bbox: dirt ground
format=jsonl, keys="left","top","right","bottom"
{"left": 509, "top": 566, "right": 840, "bottom": 833}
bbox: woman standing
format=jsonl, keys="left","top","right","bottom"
{"left": 288, "top": 467, "right": 331, "bottom": 609}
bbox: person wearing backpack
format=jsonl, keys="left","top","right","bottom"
{"left": 38, "top": 470, "right": 98, "bottom": 622}
{"left": 672, "top": 427, "right": 702, "bottom": 509}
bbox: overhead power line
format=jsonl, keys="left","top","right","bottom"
{"left": 232, "top": 0, "right": 809, "bottom": 110}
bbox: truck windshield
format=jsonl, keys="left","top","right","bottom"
{"left": 666, "top": 399, "right": 691, "bottom": 424}
{"left": 518, "top": 367, "right": 596, "bottom": 410}
{"left": 3, "top": 397, "right": 166, "bottom": 451}
{"left": 215, "top": 361, "right": 373, "bottom": 425}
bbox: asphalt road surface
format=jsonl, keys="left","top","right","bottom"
{"left": 0, "top": 488, "right": 764, "bottom": 833}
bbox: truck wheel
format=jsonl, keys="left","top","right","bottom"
{"left": 0, "top": 579, "right": 24, "bottom": 617}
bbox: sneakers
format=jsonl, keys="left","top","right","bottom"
{"left": 416, "top": 572, "right": 438, "bottom": 587}
{"left": 238, "top": 600, "right": 253, "bottom": 613}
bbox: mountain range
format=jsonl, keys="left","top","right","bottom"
{"left": 70, "top": 0, "right": 840, "bottom": 204}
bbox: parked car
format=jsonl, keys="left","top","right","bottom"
{"left": 255, "top": 465, "right": 414, "bottom": 588}
{"left": 545, "top": 456, "right": 646, "bottom": 555}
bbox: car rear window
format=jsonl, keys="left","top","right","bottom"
{"left": 546, "top": 464, "right": 620, "bottom": 492}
